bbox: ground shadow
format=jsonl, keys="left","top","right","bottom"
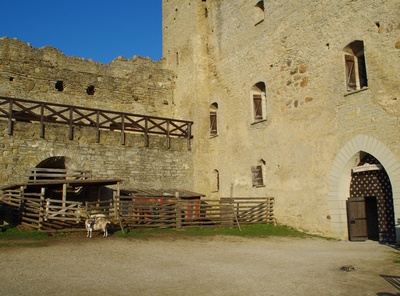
{"left": 380, "top": 275, "right": 400, "bottom": 291}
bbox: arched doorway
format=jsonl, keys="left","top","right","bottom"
{"left": 327, "top": 134, "right": 400, "bottom": 243}
{"left": 347, "top": 153, "right": 396, "bottom": 242}
{"left": 36, "top": 156, "right": 66, "bottom": 169}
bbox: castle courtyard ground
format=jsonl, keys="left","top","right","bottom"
{"left": 0, "top": 235, "right": 399, "bottom": 295}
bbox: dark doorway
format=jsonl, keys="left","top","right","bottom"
{"left": 348, "top": 153, "right": 396, "bottom": 243}
{"left": 365, "top": 196, "right": 379, "bottom": 241}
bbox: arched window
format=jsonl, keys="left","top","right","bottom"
{"left": 210, "top": 102, "right": 218, "bottom": 136}
{"left": 255, "top": 1, "right": 265, "bottom": 25}
{"left": 251, "top": 82, "right": 266, "bottom": 122}
{"left": 343, "top": 40, "right": 368, "bottom": 92}
{"left": 212, "top": 169, "right": 220, "bottom": 192}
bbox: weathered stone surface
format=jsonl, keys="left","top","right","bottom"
{"left": 162, "top": 0, "right": 400, "bottom": 240}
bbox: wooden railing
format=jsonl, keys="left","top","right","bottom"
{"left": 0, "top": 96, "right": 193, "bottom": 149}
{"left": 26, "top": 168, "right": 92, "bottom": 183}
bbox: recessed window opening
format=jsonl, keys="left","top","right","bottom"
{"left": 9, "top": 77, "right": 14, "bottom": 81}
{"left": 86, "top": 85, "right": 95, "bottom": 95}
{"left": 212, "top": 169, "right": 219, "bottom": 192}
{"left": 343, "top": 40, "right": 368, "bottom": 92}
{"left": 252, "top": 159, "right": 266, "bottom": 187}
{"left": 255, "top": 1, "right": 265, "bottom": 25}
{"left": 251, "top": 82, "right": 266, "bottom": 122}
{"left": 55, "top": 80, "right": 64, "bottom": 92}
{"left": 210, "top": 102, "right": 218, "bottom": 136}
{"left": 176, "top": 52, "right": 179, "bottom": 66}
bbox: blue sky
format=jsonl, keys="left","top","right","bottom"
{"left": 0, "top": 1, "right": 162, "bottom": 64}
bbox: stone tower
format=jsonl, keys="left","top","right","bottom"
{"left": 163, "top": 0, "right": 400, "bottom": 241}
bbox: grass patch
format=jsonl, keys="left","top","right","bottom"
{"left": 0, "top": 225, "right": 49, "bottom": 241}
{"left": 392, "top": 251, "right": 400, "bottom": 264}
{"left": 115, "top": 224, "right": 318, "bottom": 239}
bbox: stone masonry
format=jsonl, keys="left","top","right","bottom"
{"left": 162, "top": 0, "right": 400, "bottom": 240}
{"left": 1, "top": 0, "right": 400, "bottom": 241}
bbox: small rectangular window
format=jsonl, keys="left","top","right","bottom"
{"left": 251, "top": 165, "right": 264, "bottom": 187}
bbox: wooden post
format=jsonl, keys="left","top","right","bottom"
{"left": 38, "top": 187, "right": 45, "bottom": 230}
{"left": 113, "top": 192, "right": 125, "bottom": 234}
{"left": 8, "top": 100, "right": 13, "bottom": 136}
{"left": 40, "top": 103, "right": 45, "bottom": 138}
{"left": 19, "top": 186, "right": 25, "bottom": 222}
{"left": 175, "top": 192, "right": 182, "bottom": 229}
{"left": 166, "top": 120, "right": 170, "bottom": 149}
{"left": 96, "top": 111, "right": 100, "bottom": 143}
{"left": 121, "top": 114, "right": 126, "bottom": 145}
{"left": 187, "top": 122, "right": 192, "bottom": 151}
{"left": 69, "top": 107, "right": 74, "bottom": 140}
{"left": 62, "top": 183, "right": 67, "bottom": 219}
{"left": 144, "top": 117, "right": 149, "bottom": 147}
{"left": 116, "top": 181, "right": 120, "bottom": 197}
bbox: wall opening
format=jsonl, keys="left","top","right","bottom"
{"left": 343, "top": 40, "right": 368, "bottom": 92}
{"left": 86, "top": 85, "right": 95, "bottom": 95}
{"left": 328, "top": 134, "right": 400, "bottom": 243}
{"left": 348, "top": 153, "right": 396, "bottom": 242}
{"left": 55, "top": 80, "right": 64, "bottom": 92}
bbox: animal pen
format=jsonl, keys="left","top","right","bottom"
{"left": 0, "top": 169, "right": 276, "bottom": 233}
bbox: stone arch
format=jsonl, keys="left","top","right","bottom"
{"left": 27, "top": 148, "right": 89, "bottom": 173}
{"left": 327, "top": 134, "right": 400, "bottom": 241}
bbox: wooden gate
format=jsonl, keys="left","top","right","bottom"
{"left": 346, "top": 197, "right": 368, "bottom": 241}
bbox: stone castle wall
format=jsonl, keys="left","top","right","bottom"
{"left": 162, "top": 0, "right": 400, "bottom": 238}
{"left": 0, "top": 120, "right": 193, "bottom": 190}
{"left": 0, "top": 37, "right": 193, "bottom": 191}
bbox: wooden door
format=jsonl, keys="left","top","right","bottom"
{"left": 347, "top": 197, "right": 368, "bottom": 241}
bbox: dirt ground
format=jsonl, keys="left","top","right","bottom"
{"left": 0, "top": 234, "right": 399, "bottom": 296}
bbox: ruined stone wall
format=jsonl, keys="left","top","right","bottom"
{"left": 163, "top": 0, "right": 400, "bottom": 237}
{"left": 0, "top": 37, "right": 175, "bottom": 117}
{"left": 0, "top": 37, "right": 194, "bottom": 191}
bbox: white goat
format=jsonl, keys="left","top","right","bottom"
{"left": 85, "top": 217, "right": 111, "bottom": 238}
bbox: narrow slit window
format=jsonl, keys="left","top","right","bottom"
{"left": 255, "top": 1, "right": 265, "bottom": 25}
{"left": 253, "top": 94, "right": 263, "bottom": 119}
{"left": 210, "top": 103, "right": 218, "bottom": 136}
{"left": 212, "top": 169, "right": 219, "bottom": 192}
{"left": 251, "top": 82, "right": 266, "bottom": 122}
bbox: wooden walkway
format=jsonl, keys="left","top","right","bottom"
{"left": 0, "top": 96, "right": 193, "bottom": 149}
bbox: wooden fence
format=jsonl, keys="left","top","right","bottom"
{"left": 26, "top": 168, "right": 92, "bottom": 183}
{"left": 0, "top": 190, "right": 275, "bottom": 232}
{"left": 115, "top": 196, "right": 275, "bottom": 229}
